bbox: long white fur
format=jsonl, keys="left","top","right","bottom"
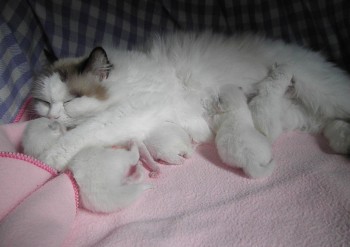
{"left": 69, "top": 144, "right": 152, "bottom": 213}
{"left": 323, "top": 120, "right": 350, "bottom": 154}
{"left": 144, "top": 122, "right": 193, "bottom": 165}
{"left": 211, "top": 85, "right": 275, "bottom": 178}
{"left": 22, "top": 118, "right": 151, "bottom": 213}
{"left": 33, "top": 32, "right": 350, "bottom": 178}
{"left": 248, "top": 63, "right": 293, "bottom": 141}
{"left": 22, "top": 118, "right": 66, "bottom": 157}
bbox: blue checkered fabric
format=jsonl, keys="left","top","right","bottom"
{"left": 1, "top": 0, "right": 349, "bottom": 124}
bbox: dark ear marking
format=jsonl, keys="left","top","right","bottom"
{"left": 44, "top": 49, "right": 58, "bottom": 64}
{"left": 56, "top": 68, "right": 68, "bottom": 82}
{"left": 78, "top": 47, "right": 113, "bottom": 81}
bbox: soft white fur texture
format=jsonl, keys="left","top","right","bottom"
{"left": 22, "top": 118, "right": 151, "bottom": 213}
{"left": 22, "top": 118, "right": 67, "bottom": 157}
{"left": 33, "top": 32, "right": 350, "bottom": 178}
{"left": 144, "top": 122, "right": 193, "bottom": 165}
{"left": 248, "top": 63, "right": 293, "bottom": 142}
{"left": 210, "top": 85, "right": 275, "bottom": 178}
{"left": 323, "top": 120, "right": 350, "bottom": 154}
{"left": 69, "top": 144, "right": 152, "bottom": 213}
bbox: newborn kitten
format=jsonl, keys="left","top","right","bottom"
{"left": 210, "top": 85, "right": 274, "bottom": 178}
{"left": 69, "top": 143, "right": 152, "bottom": 213}
{"left": 22, "top": 118, "right": 151, "bottom": 213}
{"left": 248, "top": 63, "right": 293, "bottom": 141}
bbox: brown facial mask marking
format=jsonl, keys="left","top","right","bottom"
{"left": 68, "top": 74, "right": 108, "bottom": 100}
{"left": 38, "top": 47, "right": 113, "bottom": 101}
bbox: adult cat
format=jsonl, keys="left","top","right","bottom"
{"left": 32, "top": 32, "right": 350, "bottom": 178}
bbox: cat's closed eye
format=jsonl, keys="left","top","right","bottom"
{"left": 63, "top": 98, "right": 75, "bottom": 105}
{"left": 34, "top": 98, "right": 50, "bottom": 106}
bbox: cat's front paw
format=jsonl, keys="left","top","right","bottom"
{"left": 154, "top": 144, "right": 193, "bottom": 166}
{"left": 39, "top": 147, "right": 70, "bottom": 171}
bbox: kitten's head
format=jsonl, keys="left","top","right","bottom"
{"left": 32, "top": 47, "right": 113, "bottom": 126}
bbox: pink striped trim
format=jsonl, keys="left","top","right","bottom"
{"left": 13, "top": 97, "right": 32, "bottom": 123}
{"left": 0, "top": 151, "right": 58, "bottom": 176}
{"left": 64, "top": 170, "right": 80, "bottom": 211}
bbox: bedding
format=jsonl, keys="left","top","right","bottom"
{"left": 0, "top": 120, "right": 349, "bottom": 246}
{"left": 1, "top": 0, "right": 350, "bottom": 246}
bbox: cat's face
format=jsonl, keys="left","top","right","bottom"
{"left": 32, "top": 48, "right": 113, "bottom": 126}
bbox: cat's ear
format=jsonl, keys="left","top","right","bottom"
{"left": 44, "top": 49, "right": 58, "bottom": 64}
{"left": 80, "top": 47, "right": 113, "bottom": 81}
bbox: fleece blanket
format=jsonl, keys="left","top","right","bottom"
{"left": 0, "top": 120, "right": 349, "bottom": 247}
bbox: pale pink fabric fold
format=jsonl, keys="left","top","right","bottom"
{"left": 0, "top": 173, "right": 77, "bottom": 247}
{"left": 0, "top": 122, "right": 78, "bottom": 247}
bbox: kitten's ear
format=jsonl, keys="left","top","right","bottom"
{"left": 44, "top": 49, "right": 58, "bottom": 64}
{"left": 80, "top": 47, "right": 113, "bottom": 81}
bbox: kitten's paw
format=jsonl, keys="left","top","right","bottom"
{"left": 323, "top": 120, "right": 350, "bottom": 154}
{"left": 39, "top": 148, "right": 69, "bottom": 171}
{"left": 149, "top": 169, "right": 160, "bottom": 178}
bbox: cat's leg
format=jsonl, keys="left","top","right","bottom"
{"left": 214, "top": 85, "right": 275, "bottom": 178}
{"left": 323, "top": 120, "right": 350, "bottom": 154}
{"left": 248, "top": 63, "right": 293, "bottom": 141}
{"left": 144, "top": 122, "right": 194, "bottom": 166}
{"left": 146, "top": 138, "right": 193, "bottom": 166}
{"left": 38, "top": 109, "right": 151, "bottom": 171}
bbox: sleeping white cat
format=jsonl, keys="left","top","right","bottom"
{"left": 32, "top": 32, "right": 350, "bottom": 178}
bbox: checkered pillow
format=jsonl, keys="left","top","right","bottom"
{"left": 1, "top": 0, "right": 349, "bottom": 124}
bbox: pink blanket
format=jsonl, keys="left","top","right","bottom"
{"left": 0, "top": 121, "right": 349, "bottom": 246}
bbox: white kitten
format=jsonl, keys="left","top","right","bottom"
{"left": 22, "top": 118, "right": 151, "bottom": 213}
{"left": 248, "top": 63, "right": 293, "bottom": 141}
{"left": 210, "top": 85, "right": 275, "bottom": 178}
{"left": 69, "top": 143, "right": 152, "bottom": 213}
